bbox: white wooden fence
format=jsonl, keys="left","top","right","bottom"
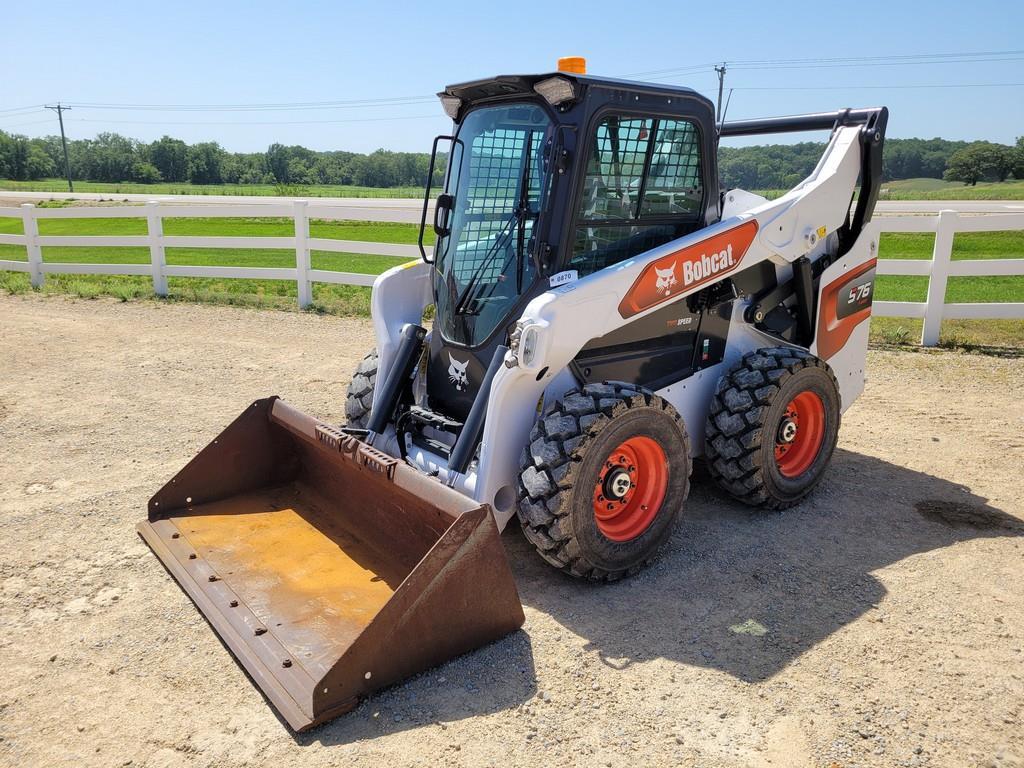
{"left": 0, "top": 201, "right": 423, "bottom": 309}
{"left": 870, "top": 210, "right": 1024, "bottom": 345}
{"left": 0, "top": 202, "right": 1021, "bottom": 347}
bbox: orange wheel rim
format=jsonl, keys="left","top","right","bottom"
{"left": 774, "top": 391, "right": 826, "bottom": 478}
{"left": 592, "top": 435, "right": 668, "bottom": 542}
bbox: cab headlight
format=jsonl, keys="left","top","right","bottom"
{"left": 509, "top": 320, "right": 547, "bottom": 370}
{"left": 439, "top": 94, "right": 461, "bottom": 120}
{"left": 533, "top": 77, "right": 577, "bottom": 107}
{"left": 520, "top": 325, "right": 541, "bottom": 368}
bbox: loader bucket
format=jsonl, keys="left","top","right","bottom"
{"left": 137, "top": 397, "right": 525, "bottom": 732}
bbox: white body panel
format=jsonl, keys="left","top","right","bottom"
{"left": 367, "top": 125, "right": 875, "bottom": 531}
{"left": 369, "top": 261, "right": 433, "bottom": 415}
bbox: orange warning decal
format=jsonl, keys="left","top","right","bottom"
{"left": 618, "top": 220, "right": 759, "bottom": 319}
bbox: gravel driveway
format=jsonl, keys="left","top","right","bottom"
{"left": 1, "top": 294, "right": 1022, "bottom": 768}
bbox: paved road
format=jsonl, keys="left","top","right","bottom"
{"left": 2, "top": 190, "right": 1023, "bottom": 218}
{"left": 0, "top": 191, "right": 429, "bottom": 223}
{"left": 875, "top": 200, "right": 1024, "bottom": 214}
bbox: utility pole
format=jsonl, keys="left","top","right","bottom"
{"left": 714, "top": 63, "right": 727, "bottom": 124}
{"left": 45, "top": 103, "right": 73, "bottom": 192}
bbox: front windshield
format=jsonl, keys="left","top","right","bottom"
{"left": 434, "top": 102, "right": 552, "bottom": 347}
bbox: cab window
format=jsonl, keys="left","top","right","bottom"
{"left": 570, "top": 114, "right": 703, "bottom": 277}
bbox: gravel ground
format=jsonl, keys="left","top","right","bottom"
{"left": 1, "top": 294, "right": 1022, "bottom": 768}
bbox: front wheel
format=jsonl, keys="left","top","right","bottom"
{"left": 517, "top": 382, "right": 691, "bottom": 581}
{"left": 705, "top": 348, "right": 841, "bottom": 509}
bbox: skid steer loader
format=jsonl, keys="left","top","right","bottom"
{"left": 139, "top": 57, "right": 887, "bottom": 731}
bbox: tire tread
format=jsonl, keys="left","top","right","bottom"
{"left": 705, "top": 347, "right": 839, "bottom": 509}
{"left": 344, "top": 350, "right": 378, "bottom": 429}
{"left": 517, "top": 382, "right": 690, "bottom": 582}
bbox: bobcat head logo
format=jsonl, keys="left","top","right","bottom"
{"left": 654, "top": 262, "right": 678, "bottom": 295}
{"left": 447, "top": 353, "right": 469, "bottom": 391}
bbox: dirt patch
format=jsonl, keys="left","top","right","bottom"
{"left": 1, "top": 293, "right": 1023, "bottom": 768}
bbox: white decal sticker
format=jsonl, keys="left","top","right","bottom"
{"left": 654, "top": 262, "right": 678, "bottom": 295}
{"left": 681, "top": 244, "right": 735, "bottom": 287}
{"left": 447, "top": 353, "right": 469, "bottom": 391}
{"left": 549, "top": 269, "right": 578, "bottom": 288}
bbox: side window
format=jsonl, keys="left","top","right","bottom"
{"left": 579, "top": 117, "right": 652, "bottom": 221}
{"left": 570, "top": 114, "right": 704, "bottom": 278}
{"left": 641, "top": 120, "right": 703, "bottom": 216}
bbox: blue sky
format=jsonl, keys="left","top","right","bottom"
{"left": 1, "top": 0, "right": 1021, "bottom": 153}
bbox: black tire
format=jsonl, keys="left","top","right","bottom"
{"left": 705, "top": 347, "right": 840, "bottom": 509}
{"left": 517, "top": 382, "right": 691, "bottom": 581}
{"left": 344, "top": 349, "right": 378, "bottom": 429}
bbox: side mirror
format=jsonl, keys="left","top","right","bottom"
{"left": 419, "top": 134, "right": 458, "bottom": 264}
{"left": 433, "top": 193, "right": 453, "bottom": 238}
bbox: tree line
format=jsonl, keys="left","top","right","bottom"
{"left": 0, "top": 132, "right": 445, "bottom": 188}
{"left": 718, "top": 137, "right": 1024, "bottom": 189}
{"left": 1, "top": 129, "right": 1022, "bottom": 188}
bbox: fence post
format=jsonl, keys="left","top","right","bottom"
{"left": 146, "top": 201, "right": 168, "bottom": 297}
{"left": 20, "top": 203, "right": 43, "bottom": 289}
{"left": 293, "top": 200, "right": 312, "bottom": 308}
{"left": 920, "top": 209, "right": 956, "bottom": 347}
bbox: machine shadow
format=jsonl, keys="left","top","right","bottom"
{"left": 508, "top": 447, "right": 1023, "bottom": 682}
{"left": 298, "top": 449, "right": 1020, "bottom": 745}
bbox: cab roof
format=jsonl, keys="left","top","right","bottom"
{"left": 440, "top": 72, "right": 712, "bottom": 110}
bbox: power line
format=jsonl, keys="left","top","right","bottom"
{"left": 624, "top": 62, "right": 719, "bottom": 78}
{"left": 0, "top": 105, "right": 48, "bottom": 117}
{"left": 0, "top": 103, "right": 46, "bottom": 114}
{"left": 62, "top": 95, "right": 437, "bottom": 113}
{"left": 4, "top": 47, "right": 1022, "bottom": 139}
{"left": 725, "top": 56, "right": 1024, "bottom": 72}
{"left": 0, "top": 117, "right": 55, "bottom": 128}
{"left": 724, "top": 49, "right": 1024, "bottom": 66}
{"left": 8, "top": 47, "right": 1020, "bottom": 121}
{"left": 730, "top": 82, "right": 1024, "bottom": 91}
{"left": 67, "top": 113, "right": 441, "bottom": 127}
{"left": 634, "top": 49, "right": 1024, "bottom": 80}
{"left": 10, "top": 81, "right": 1019, "bottom": 130}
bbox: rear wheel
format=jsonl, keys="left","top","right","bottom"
{"left": 344, "top": 349, "right": 378, "bottom": 429}
{"left": 705, "top": 348, "right": 840, "bottom": 509}
{"left": 517, "top": 382, "right": 691, "bottom": 581}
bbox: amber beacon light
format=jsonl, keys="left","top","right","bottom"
{"left": 557, "top": 56, "right": 587, "bottom": 74}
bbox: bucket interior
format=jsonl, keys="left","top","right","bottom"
{"left": 164, "top": 481, "right": 411, "bottom": 675}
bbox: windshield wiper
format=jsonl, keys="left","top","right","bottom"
{"left": 453, "top": 133, "right": 536, "bottom": 316}
{"left": 451, "top": 207, "right": 522, "bottom": 316}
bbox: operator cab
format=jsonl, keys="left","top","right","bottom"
{"left": 419, "top": 59, "right": 720, "bottom": 424}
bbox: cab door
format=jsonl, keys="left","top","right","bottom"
{"left": 565, "top": 111, "right": 725, "bottom": 389}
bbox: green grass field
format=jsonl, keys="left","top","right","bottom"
{"left": 879, "top": 178, "right": 1024, "bottom": 201}
{"left": 0, "top": 178, "right": 425, "bottom": 198}
{"left": 1, "top": 211, "right": 1021, "bottom": 347}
